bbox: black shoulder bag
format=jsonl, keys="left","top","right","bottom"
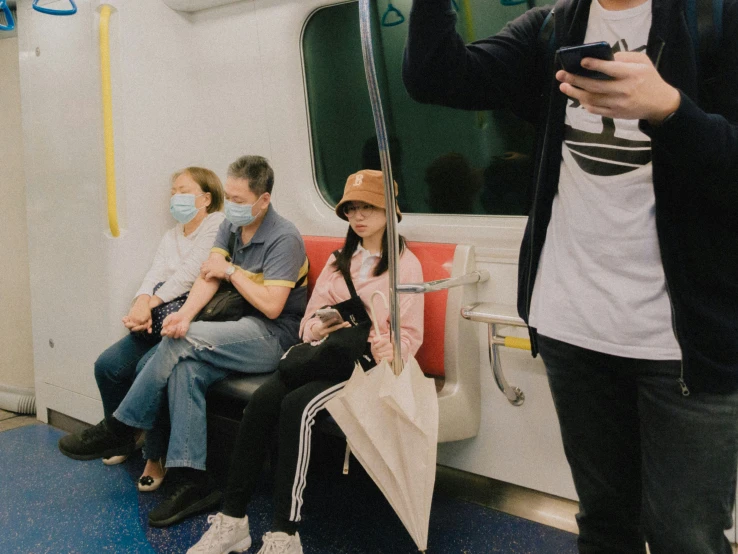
{"left": 195, "top": 232, "right": 308, "bottom": 322}
{"left": 195, "top": 232, "right": 252, "bottom": 322}
{"left": 278, "top": 251, "right": 374, "bottom": 388}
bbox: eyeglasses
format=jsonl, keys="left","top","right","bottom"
{"left": 342, "top": 202, "right": 377, "bottom": 218}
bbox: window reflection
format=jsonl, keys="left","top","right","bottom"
{"left": 303, "top": 0, "right": 535, "bottom": 216}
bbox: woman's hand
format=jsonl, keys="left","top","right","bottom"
{"left": 161, "top": 312, "right": 192, "bottom": 339}
{"left": 123, "top": 296, "right": 152, "bottom": 331}
{"left": 313, "top": 319, "right": 351, "bottom": 340}
{"left": 371, "top": 334, "right": 394, "bottom": 363}
{"left": 123, "top": 315, "right": 153, "bottom": 333}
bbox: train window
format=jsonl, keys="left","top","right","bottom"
{"left": 302, "top": 0, "right": 537, "bottom": 216}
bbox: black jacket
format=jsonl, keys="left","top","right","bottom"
{"left": 403, "top": 0, "right": 738, "bottom": 393}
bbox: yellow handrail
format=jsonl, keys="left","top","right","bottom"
{"left": 99, "top": 5, "right": 119, "bottom": 237}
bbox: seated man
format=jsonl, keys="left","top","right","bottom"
{"left": 58, "top": 155, "right": 308, "bottom": 527}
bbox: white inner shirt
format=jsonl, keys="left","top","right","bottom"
{"left": 529, "top": 0, "right": 681, "bottom": 359}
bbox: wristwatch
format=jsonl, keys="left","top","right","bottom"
{"left": 225, "top": 264, "right": 236, "bottom": 282}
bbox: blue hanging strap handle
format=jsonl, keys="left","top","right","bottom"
{"left": 0, "top": 0, "right": 15, "bottom": 31}
{"left": 451, "top": 0, "right": 460, "bottom": 10}
{"left": 500, "top": 0, "right": 528, "bottom": 6}
{"left": 33, "top": 0, "right": 78, "bottom": 16}
{"left": 381, "top": 2, "right": 405, "bottom": 27}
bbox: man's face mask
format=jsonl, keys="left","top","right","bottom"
{"left": 224, "top": 196, "right": 263, "bottom": 227}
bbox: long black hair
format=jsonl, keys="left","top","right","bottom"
{"left": 332, "top": 226, "right": 406, "bottom": 278}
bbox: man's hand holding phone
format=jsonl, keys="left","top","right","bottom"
{"left": 555, "top": 43, "right": 680, "bottom": 124}
{"left": 557, "top": 42, "right": 615, "bottom": 80}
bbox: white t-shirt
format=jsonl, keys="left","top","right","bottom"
{"left": 528, "top": 0, "right": 681, "bottom": 359}
{"left": 136, "top": 211, "right": 226, "bottom": 302}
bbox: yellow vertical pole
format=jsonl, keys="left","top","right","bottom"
{"left": 99, "top": 4, "right": 119, "bottom": 237}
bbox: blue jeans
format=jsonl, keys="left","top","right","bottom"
{"left": 113, "top": 317, "right": 285, "bottom": 470}
{"left": 93, "top": 334, "right": 169, "bottom": 461}
{"left": 538, "top": 334, "right": 738, "bottom": 554}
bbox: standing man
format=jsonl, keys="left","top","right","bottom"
{"left": 404, "top": 0, "right": 738, "bottom": 552}
{"left": 59, "top": 155, "right": 308, "bottom": 528}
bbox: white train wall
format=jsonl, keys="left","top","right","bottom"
{"left": 0, "top": 30, "right": 35, "bottom": 409}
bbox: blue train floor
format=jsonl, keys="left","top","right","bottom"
{"left": 0, "top": 424, "right": 578, "bottom": 554}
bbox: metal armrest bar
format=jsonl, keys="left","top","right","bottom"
{"left": 462, "top": 303, "right": 528, "bottom": 406}
{"left": 397, "top": 270, "right": 489, "bottom": 294}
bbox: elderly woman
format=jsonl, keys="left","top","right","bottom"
{"left": 58, "top": 166, "right": 225, "bottom": 491}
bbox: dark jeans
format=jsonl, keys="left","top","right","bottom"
{"left": 538, "top": 334, "right": 738, "bottom": 554}
{"left": 94, "top": 333, "right": 169, "bottom": 460}
{"left": 94, "top": 333, "right": 159, "bottom": 418}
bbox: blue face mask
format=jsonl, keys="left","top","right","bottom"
{"left": 170, "top": 193, "right": 205, "bottom": 224}
{"left": 225, "top": 197, "right": 263, "bottom": 227}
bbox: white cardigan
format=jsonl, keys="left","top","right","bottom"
{"left": 135, "top": 212, "right": 225, "bottom": 303}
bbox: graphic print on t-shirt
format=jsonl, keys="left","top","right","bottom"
{"left": 564, "top": 39, "right": 651, "bottom": 177}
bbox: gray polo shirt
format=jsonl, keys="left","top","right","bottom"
{"left": 212, "top": 206, "right": 308, "bottom": 350}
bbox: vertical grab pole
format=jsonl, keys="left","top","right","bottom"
{"left": 358, "top": 0, "right": 402, "bottom": 375}
{"left": 99, "top": 4, "right": 120, "bottom": 237}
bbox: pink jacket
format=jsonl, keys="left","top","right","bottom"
{"left": 299, "top": 247, "right": 424, "bottom": 362}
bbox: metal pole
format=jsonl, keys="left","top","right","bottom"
{"left": 358, "top": 0, "right": 402, "bottom": 375}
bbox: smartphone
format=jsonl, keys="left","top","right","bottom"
{"left": 315, "top": 307, "right": 343, "bottom": 325}
{"left": 556, "top": 42, "right": 615, "bottom": 80}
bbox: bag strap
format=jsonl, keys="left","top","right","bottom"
{"left": 227, "top": 232, "right": 237, "bottom": 260}
{"left": 333, "top": 249, "right": 360, "bottom": 299}
{"left": 295, "top": 262, "right": 308, "bottom": 289}
{"left": 686, "top": 0, "right": 723, "bottom": 77}
{"left": 539, "top": 9, "right": 556, "bottom": 53}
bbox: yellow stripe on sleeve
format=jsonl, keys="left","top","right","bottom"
{"left": 265, "top": 280, "right": 297, "bottom": 288}
{"left": 211, "top": 247, "right": 230, "bottom": 259}
{"left": 236, "top": 267, "right": 264, "bottom": 285}
{"left": 297, "top": 256, "right": 309, "bottom": 287}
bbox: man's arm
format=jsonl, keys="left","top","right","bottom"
{"left": 160, "top": 254, "right": 222, "bottom": 339}
{"left": 201, "top": 233, "right": 305, "bottom": 321}
{"left": 230, "top": 273, "right": 291, "bottom": 320}
{"left": 402, "top": 0, "right": 550, "bottom": 119}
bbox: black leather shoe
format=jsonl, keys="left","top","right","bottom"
{"left": 58, "top": 419, "right": 135, "bottom": 461}
{"left": 148, "top": 479, "right": 222, "bottom": 528}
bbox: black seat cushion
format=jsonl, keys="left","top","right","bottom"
{"left": 206, "top": 373, "right": 273, "bottom": 422}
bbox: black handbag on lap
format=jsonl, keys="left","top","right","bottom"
{"left": 278, "top": 252, "right": 374, "bottom": 388}
{"left": 194, "top": 281, "right": 250, "bottom": 322}
{"left": 194, "top": 232, "right": 249, "bottom": 322}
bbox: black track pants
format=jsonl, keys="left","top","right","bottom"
{"left": 222, "top": 372, "right": 345, "bottom": 523}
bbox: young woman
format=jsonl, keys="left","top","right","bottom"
{"left": 186, "top": 169, "right": 424, "bottom": 554}
{"left": 58, "top": 167, "right": 225, "bottom": 491}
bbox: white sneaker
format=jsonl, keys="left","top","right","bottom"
{"left": 256, "top": 532, "right": 303, "bottom": 554}
{"left": 186, "top": 513, "right": 251, "bottom": 554}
